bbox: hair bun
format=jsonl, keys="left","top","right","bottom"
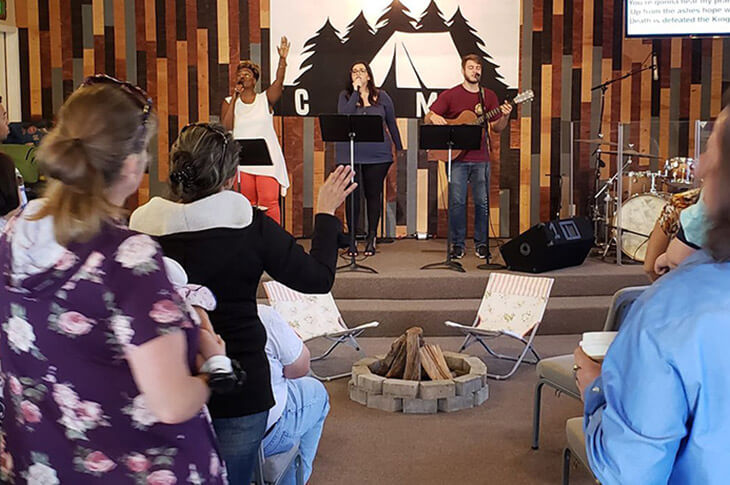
{"left": 40, "top": 135, "right": 98, "bottom": 189}
{"left": 169, "top": 151, "right": 197, "bottom": 188}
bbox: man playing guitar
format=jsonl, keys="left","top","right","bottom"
{"left": 425, "top": 54, "right": 512, "bottom": 260}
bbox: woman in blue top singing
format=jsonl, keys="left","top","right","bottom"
{"left": 337, "top": 61, "right": 403, "bottom": 257}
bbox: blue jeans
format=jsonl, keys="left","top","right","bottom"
{"left": 262, "top": 377, "right": 330, "bottom": 485}
{"left": 449, "top": 162, "right": 490, "bottom": 248}
{"left": 213, "top": 410, "right": 269, "bottom": 485}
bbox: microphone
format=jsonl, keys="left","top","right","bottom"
{"left": 652, "top": 52, "right": 658, "bottom": 81}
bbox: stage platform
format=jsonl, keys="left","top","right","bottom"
{"left": 259, "top": 239, "right": 649, "bottom": 337}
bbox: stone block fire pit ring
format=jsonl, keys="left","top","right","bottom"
{"left": 348, "top": 353, "right": 489, "bottom": 414}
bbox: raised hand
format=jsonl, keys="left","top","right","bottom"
{"left": 277, "top": 36, "right": 291, "bottom": 60}
{"left": 317, "top": 165, "right": 357, "bottom": 215}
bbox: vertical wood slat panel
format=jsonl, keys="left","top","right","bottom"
{"left": 28, "top": 0, "right": 42, "bottom": 118}
{"left": 197, "top": 29, "right": 210, "bottom": 121}
{"left": 113, "top": 0, "right": 126, "bottom": 77}
{"left": 216, "top": 0, "right": 229, "bottom": 64}
{"left": 49, "top": 0, "right": 63, "bottom": 68}
{"left": 177, "top": 41, "right": 189, "bottom": 127}
{"left": 157, "top": 58, "right": 169, "bottom": 181}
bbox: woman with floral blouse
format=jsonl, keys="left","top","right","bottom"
{"left": 0, "top": 77, "right": 227, "bottom": 484}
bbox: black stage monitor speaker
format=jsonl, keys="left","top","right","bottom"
{"left": 500, "top": 217, "right": 594, "bottom": 273}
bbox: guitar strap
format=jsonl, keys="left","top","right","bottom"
{"left": 478, "top": 87, "right": 492, "bottom": 154}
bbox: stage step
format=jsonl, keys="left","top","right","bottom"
{"left": 306, "top": 295, "right": 611, "bottom": 337}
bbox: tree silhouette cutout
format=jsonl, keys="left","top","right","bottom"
{"left": 294, "top": 18, "right": 349, "bottom": 113}
{"left": 416, "top": 0, "right": 448, "bottom": 32}
{"left": 373, "top": 0, "right": 417, "bottom": 43}
{"left": 342, "top": 11, "right": 380, "bottom": 66}
{"left": 448, "top": 7, "right": 509, "bottom": 100}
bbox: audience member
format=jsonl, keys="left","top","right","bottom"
{"left": 0, "top": 154, "right": 19, "bottom": 232}
{"left": 574, "top": 105, "right": 730, "bottom": 484}
{"left": 258, "top": 305, "right": 330, "bottom": 484}
{"left": 643, "top": 188, "right": 701, "bottom": 280}
{"left": 129, "top": 123, "right": 355, "bottom": 484}
{"left": 0, "top": 77, "right": 227, "bottom": 483}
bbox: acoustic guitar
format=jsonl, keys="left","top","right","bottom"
{"left": 428, "top": 89, "right": 535, "bottom": 161}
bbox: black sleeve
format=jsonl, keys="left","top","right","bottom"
{"left": 259, "top": 212, "right": 341, "bottom": 294}
{"left": 675, "top": 225, "right": 701, "bottom": 250}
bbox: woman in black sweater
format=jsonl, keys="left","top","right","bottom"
{"left": 130, "top": 123, "right": 355, "bottom": 484}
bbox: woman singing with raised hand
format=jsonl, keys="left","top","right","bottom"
{"left": 221, "top": 37, "right": 291, "bottom": 225}
{"left": 337, "top": 61, "right": 403, "bottom": 257}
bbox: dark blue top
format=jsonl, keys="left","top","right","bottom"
{"left": 335, "top": 89, "right": 403, "bottom": 165}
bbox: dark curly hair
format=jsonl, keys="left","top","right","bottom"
{"left": 168, "top": 123, "right": 240, "bottom": 203}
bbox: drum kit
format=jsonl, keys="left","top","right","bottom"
{"left": 578, "top": 137, "right": 697, "bottom": 262}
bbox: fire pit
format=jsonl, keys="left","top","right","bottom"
{"left": 348, "top": 327, "right": 489, "bottom": 414}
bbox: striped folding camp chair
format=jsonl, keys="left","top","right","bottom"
{"left": 263, "top": 280, "right": 379, "bottom": 381}
{"left": 445, "top": 272, "right": 555, "bottom": 380}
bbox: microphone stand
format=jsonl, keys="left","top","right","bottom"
{"left": 476, "top": 80, "right": 505, "bottom": 271}
{"left": 588, "top": 63, "right": 655, "bottom": 247}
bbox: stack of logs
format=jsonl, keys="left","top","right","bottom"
{"left": 373, "top": 327, "right": 453, "bottom": 381}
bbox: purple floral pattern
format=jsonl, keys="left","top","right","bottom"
{"left": 0, "top": 229, "right": 226, "bottom": 484}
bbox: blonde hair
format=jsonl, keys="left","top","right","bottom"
{"left": 32, "top": 83, "right": 156, "bottom": 246}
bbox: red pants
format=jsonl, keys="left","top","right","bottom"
{"left": 239, "top": 173, "right": 281, "bottom": 224}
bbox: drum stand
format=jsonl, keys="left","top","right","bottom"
{"left": 593, "top": 156, "right": 633, "bottom": 256}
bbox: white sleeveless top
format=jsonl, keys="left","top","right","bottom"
{"left": 227, "top": 93, "right": 290, "bottom": 190}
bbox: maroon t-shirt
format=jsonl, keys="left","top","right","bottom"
{"left": 429, "top": 85, "right": 501, "bottom": 162}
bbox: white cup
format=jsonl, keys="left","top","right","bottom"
{"left": 579, "top": 331, "right": 617, "bottom": 361}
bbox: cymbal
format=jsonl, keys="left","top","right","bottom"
{"left": 599, "top": 149, "right": 662, "bottom": 160}
{"left": 575, "top": 138, "right": 619, "bottom": 146}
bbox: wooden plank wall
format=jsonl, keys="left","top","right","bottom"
{"left": 14, "top": 0, "right": 730, "bottom": 237}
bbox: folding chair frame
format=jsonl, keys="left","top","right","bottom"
{"left": 253, "top": 443, "right": 304, "bottom": 485}
{"left": 307, "top": 324, "right": 377, "bottom": 382}
{"left": 448, "top": 320, "right": 542, "bottom": 380}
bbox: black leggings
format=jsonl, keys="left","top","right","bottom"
{"left": 344, "top": 161, "right": 392, "bottom": 238}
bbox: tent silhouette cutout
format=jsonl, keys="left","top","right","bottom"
{"left": 369, "top": 31, "right": 463, "bottom": 90}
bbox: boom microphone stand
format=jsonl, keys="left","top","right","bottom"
{"left": 589, "top": 61, "right": 656, "bottom": 242}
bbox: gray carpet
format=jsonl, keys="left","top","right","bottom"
{"left": 306, "top": 335, "right": 595, "bottom": 485}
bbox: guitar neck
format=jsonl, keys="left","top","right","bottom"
{"left": 478, "top": 100, "right": 514, "bottom": 125}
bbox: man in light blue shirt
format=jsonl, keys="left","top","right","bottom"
{"left": 574, "top": 106, "right": 730, "bottom": 484}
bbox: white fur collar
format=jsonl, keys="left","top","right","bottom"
{"left": 129, "top": 191, "right": 254, "bottom": 236}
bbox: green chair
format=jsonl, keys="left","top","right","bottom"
{"left": 0, "top": 144, "right": 40, "bottom": 183}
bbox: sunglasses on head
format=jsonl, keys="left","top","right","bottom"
{"left": 180, "top": 123, "right": 231, "bottom": 166}
{"left": 82, "top": 74, "right": 153, "bottom": 128}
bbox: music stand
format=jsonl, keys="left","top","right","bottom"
{"left": 236, "top": 139, "right": 276, "bottom": 216}
{"left": 420, "top": 124, "right": 482, "bottom": 273}
{"left": 319, "top": 114, "right": 384, "bottom": 274}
